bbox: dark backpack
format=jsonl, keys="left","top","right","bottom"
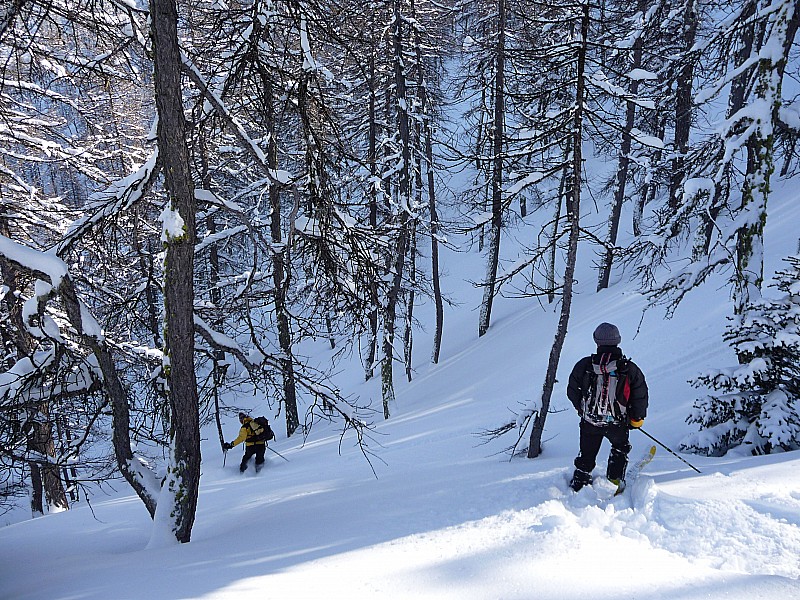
{"left": 249, "top": 416, "right": 275, "bottom": 442}
{"left": 581, "top": 353, "right": 631, "bottom": 426}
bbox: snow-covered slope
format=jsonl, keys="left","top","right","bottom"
{"left": 2, "top": 182, "right": 800, "bottom": 600}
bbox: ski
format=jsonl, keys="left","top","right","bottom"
{"left": 614, "top": 445, "right": 656, "bottom": 496}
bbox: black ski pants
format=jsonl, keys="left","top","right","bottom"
{"left": 240, "top": 443, "right": 266, "bottom": 472}
{"left": 574, "top": 421, "right": 631, "bottom": 480}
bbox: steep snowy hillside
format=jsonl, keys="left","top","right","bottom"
{"left": 1, "top": 177, "right": 799, "bottom": 599}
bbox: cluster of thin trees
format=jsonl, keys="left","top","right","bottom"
{"left": 1, "top": 0, "right": 452, "bottom": 542}
{"left": 1, "top": 0, "right": 797, "bottom": 543}
{"left": 451, "top": 0, "right": 799, "bottom": 457}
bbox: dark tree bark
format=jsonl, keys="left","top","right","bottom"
{"left": 150, "top": 0, "right": 201, "bottom": 543}
{"left": 381, "top": 0, "right": 412, "bottom": 419}
{"left": 597, "top": 0, "right": 647, "bottom": 291}
{"left": 365, "top": 17, "right": 380, "bottom": 381}
{"left": 426, "top": 119, "right": 444, "bottom": 364}
{"left": 404, "top": 224, "right": 417, "bottom": 382}
{"left": 669, "top": 0, "right": 698, "bottom": 212}
{"left": 547, "top": 138, "right": 570, "bottom": 304}
{"left": 734, "top": 0, "right": 796, "bottom": 317}
{"left": 198, "top": 136, "right": 227, "bottom": 449}
{"left": 701, "top": 1, "right": 759, "bottom": 256}
{"left": 413, "top": 5, "right": 443, "bottom": 365}
{"left": 478, "top": 0, "right": 506, "bottom": 338}
{"left": 29, "top": 460, "right": 43, "bottom": 516}
{"left": 28, "top": 407, "right": 69, "bottom": 513}
{"left": 528, "top": 1, "right": 588, "bottom": 459}
{"left": 258, "top": 21, "right": 299, "bottom": 437}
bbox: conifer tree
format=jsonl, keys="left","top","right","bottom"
{"left": 682, "top": 255, "right": 800, "bottom": 456}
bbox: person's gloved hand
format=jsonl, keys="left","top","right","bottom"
{"left": 629, "top": 418, "right": 644, "bottom": 429}
{"left": 222, "top": 442, "right": 232, "bottom": 451}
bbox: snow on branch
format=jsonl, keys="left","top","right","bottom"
{"left": 195, "top": 225, "right": 249, "bottom": 254}
{"left": 180, "top": 55, "right": 293, "bottom": 187}
{"left": 590, "top": 70, "right": 656, "bottom": 109}
{"left": 0, "top": 235, "right": 68, "bottom": 288}
{"left": 59, "top": 149, "right": 160, "bottom": 255}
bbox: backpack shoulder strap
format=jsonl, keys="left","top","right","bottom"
{"left": 581, "top": 356, "right": 596, "bottom": 399}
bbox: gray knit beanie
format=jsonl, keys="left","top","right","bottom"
{"left": 593, "top": 322, "right": 621, "bottom": 346}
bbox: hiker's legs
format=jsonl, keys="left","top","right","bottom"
{"left": 604, "top": 424, "right": 631, "bottom": 481}
{"left": 571, "top": 421, "right": 604, "bottom": 489}
{"left": 240, "top": 446, "right": 256, "bottom": 472}
{"left": 575, "top": 421, "right": 604, "bottom": 473}
{"left": 254, "top": 444, "right": 266, "bottom": 472}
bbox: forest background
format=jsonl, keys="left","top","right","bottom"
{"left": 1, "top": 0, "right": 799, "bottom": 552}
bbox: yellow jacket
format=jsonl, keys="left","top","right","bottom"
{"left": 230, "top": 417, "right": 265, "bottom": 447}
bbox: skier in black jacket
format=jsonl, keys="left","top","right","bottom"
{"left": 567, "top": 323, "right": 648, "bottom": 491}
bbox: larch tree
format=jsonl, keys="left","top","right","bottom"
{"left": 0, "top": 0, "right": 159, "bottom": 517}
{"left": 148, "top": 0, "right": 201, "bottom": 545}
{"left": 596, "top": 0, "right": 660, "bottom": 291}
{"left": 640, "top": 0, "right": 799, "bottom": 317}
{"left": 526, "top": 0, "right": 590, "bottom": 458}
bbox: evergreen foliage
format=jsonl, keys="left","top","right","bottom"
{"left": 682, "top": 255, "right": 800, "bottom": 456}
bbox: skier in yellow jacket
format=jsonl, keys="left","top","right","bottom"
{"left": 223, "top": 412, "right": 266, "bottom": 473}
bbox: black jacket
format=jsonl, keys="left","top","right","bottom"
{"left": 567, "top": 346, "right": 648, "bottom": 422}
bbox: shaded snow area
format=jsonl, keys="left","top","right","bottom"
{"left": 2, "top": 189, "right": 800, "bottom": 600}
{"left": 1, "top": 417, "right": 798, "bottom": 599}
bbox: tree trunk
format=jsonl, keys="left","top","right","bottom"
{"left": 381, "top": 0, "right": 412, "bottom": 419}
{"left": 734, "top": 0, "right": 796, "bottom": 317}
{"left": 261, "top": 43, "right": 299, "bottom": 437}
{"left": 408, "top": 0, "right": 443, "bottom": 364}
{"left": 528, "top": 1, "right": 588, "bottom": 459}
{"left": 365, "top": 36, "right": 380, "bottom": 380}
{"left": 669, "top": 0, "right": 698, "bottom": 212}
{"left": 547, "top": 138, "right": 570, "bottom": 303}
{"left": 199, "top": 138, "right": 227, "bottom": 449}
{"left": 404, "top": 223, "right": 417, "bottom": 382}
{"left": 426, "top": 118, "right": 444, "bottom": 363}
{"left": 28, "top": 407, "right": 69, "bottom": 512}
{"left": 478, "top": 0, "right": 506, "bottom": 338}
{"left": 29, "top": 460, "right": 44, "bottom": 517}
{"left": 381, "top": 211, "right": 410, "bottom": 419}
{"left": 132, "top": 212, "right": 162, "bottom": 348}
{"left": 478, "top": 85, "right": 487, "bottom": 253}
{"left": 633, "top": 113, "right": 666, "bottom": 235}
{"left": 698, "top": 0, "right": 758, "bottom": 256}
{"left": 56, "top": 416, "right": 79, "bottom": 502}
{"left": 597, "top": 0, "right": 645, "bottom": 291}
{"left": 149, "top": 0, "right": 201, "bottom": 544}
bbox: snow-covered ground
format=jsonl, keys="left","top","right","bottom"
{"left": 2, "top": 178, "right": 800, "bottom": 599}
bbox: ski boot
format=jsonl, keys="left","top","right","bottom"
{"left": 569, "top": 468, "right": 593, "bottom": 492}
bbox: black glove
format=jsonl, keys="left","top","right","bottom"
{"left": 222, "top": 442, "right": 232, "bottom": 451}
